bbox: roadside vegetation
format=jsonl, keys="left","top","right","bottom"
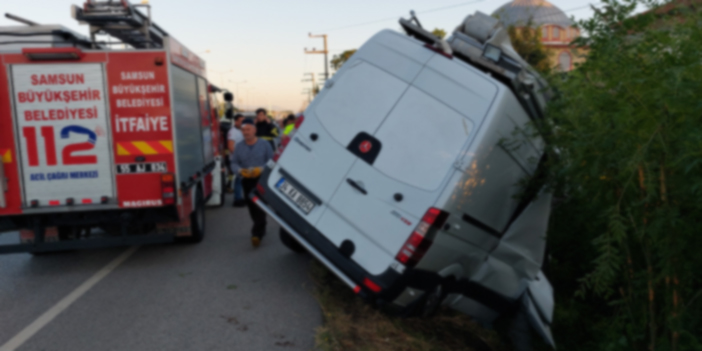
{"left": 310, "top": 262, "right": 508, "bottom": 351}
{"left": 530, "top": 1, "right": 702, "bottom": 350}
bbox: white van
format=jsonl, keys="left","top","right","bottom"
{"left": 254, "top": 12, "right": 555, "bottom": 347}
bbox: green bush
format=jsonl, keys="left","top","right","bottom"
{"left": 537, "top": 1, "right": 702, "bottom": 350}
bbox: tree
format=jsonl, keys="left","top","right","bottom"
{"left": 507, "top": 22, "right": 551, "bottom": 74}
{"left": 537, "top": 1, "right": 702, "bottom": 350}
{"left": 431, "top": 28, "right": 447, "bottom": 39}
{"left": 330, "top": 49, "right": 357, "bottom": 71}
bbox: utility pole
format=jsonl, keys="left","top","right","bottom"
{"left": 301, "top": 73, "right": 316, "bottom": 102}
{"left": 317, "top": 72, "right": 327, "bottom": 85}
{"left": 304, "top": 33, "right": 329, "bottom": 82}
{"left": 301, "top": 88, "right": 312, "bottom": 104}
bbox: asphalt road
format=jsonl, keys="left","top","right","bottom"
{"left": 0, "top": 195, "right": 323, "bottom": 351}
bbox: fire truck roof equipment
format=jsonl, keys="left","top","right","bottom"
{"left": 72, "top": 0, "right": 169, "bottom": 49}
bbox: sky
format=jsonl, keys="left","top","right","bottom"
{"left": 1, "top": 0, "right": 635, "bottom": 112}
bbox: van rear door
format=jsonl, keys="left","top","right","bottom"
{"left": 273, "top": 60, "right": 410, "bottom": 224}
{"left": 323, "top": 86, "right": 475, "bottom": 254}
{"left": 319, "top": 54, "right": 498, "bottom": 272}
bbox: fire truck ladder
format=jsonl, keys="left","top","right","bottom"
{"left": 71, "top": 0, "right": 169, "bottom": 49}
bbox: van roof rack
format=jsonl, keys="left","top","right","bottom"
{"left": 71, "top": 0, "right": 169, "bottom": 49}
{"left": 400, "top": 11, "right": 551, "bottom": 121}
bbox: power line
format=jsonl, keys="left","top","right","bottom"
{"left": 505, "top": 3, "right": 597, "bottom": 22}
{"left": 318, "top": 1, "right": 598, "bottom": 33}
{"left": 319, "top": 0, "right": 488, "bottom": 32}
{"left": 421, "top": 0, "right": 488, "bottom": 15}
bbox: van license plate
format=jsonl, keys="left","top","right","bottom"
{"left": 277, "top": 179, "right": 315, "bottom": 214}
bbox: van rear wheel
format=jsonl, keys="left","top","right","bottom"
{"left": 419, "top": 284, "right": 446, "bottom": 318}
{"left": 279, "top": 228, "right": 305, "bottom": 253}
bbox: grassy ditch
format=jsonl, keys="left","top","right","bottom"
{"left": 310, "top": 262, "right": 509, "bottom": 351}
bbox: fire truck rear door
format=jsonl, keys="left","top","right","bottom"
{"left": 10, "top": 63, "right": 115, "bottom": 207}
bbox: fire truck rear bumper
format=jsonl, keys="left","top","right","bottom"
{"left": 0, "top": 206, "right": 180, "bottom": 254}
{"left": 0, "top": 234, "right": 174, "bottom": 254}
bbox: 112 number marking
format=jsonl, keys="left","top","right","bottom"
{"left": 21, "top": 125, "right": 97, "bottom": 166}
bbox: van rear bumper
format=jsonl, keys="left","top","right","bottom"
{"left": 252, "top": 197, "right": 359, "bottom": 290}
{"left": 253, "top": 167, "right": 443, "bottom": 304}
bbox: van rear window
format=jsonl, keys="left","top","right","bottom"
{"left": 373, "top": 87, "right": 473, "bottom": 191}
{"left": 315, "top": 61, "right": 408, "bottom": 147}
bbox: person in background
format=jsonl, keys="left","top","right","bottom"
{"left": 282, "top": 114, "right": 296, "bottom": 136}
{"left": 254, "top": 108, "right": 278, "bottom": 149}
{"left": 228, "top": 114, "right": 246, "bottom": 207}
{"left": 230, "top": 119, "right": 273, "bottom": 248}
{"left": 220, "top": 92, "right": 235, "bottom": 192}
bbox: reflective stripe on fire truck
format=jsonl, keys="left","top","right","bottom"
{"left": 116, "top": 141, "right": 173, "bottom": 156}
{"left": 1, "top": 149, "right": 12, "bottom": 163}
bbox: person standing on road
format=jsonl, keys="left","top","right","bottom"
{"left": 254, "top": 108, "right": 278, "bottom": 150}
{"left": 282, "top": 114, "right": 296, "bottom": 136}
{"left": 230, "top": 119, "right": 273, "bottom": 247}
{"left": 228, "top": 114, "right": 246, "bottom": 207}
{"left": 220, "top": 93, "right": 236, "bottom": 193}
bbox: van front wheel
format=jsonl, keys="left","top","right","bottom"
{"left": 279, "top": 228, "right": 305, "bottom": 253}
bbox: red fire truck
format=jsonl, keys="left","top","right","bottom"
{"left": 0, "top": 1, "right": 226, "bottom": 254}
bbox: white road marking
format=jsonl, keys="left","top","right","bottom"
{"left": 0, "top": 246, "right": 140, "bottom": 351}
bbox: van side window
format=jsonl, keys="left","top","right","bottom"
{"left": 315, "top": 61, "right": 408, "bottom": 147}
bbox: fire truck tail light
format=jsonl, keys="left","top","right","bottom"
{"left": 100, "top": 196, "right": 109, "bottom": 204}
{"left": 161, "top": 173, "right": 176, "bottom": 205}
{"left": 66, "top": 198, "right": 75, "bottom": 206}
{"left": 23, "top": 48, "right": 84, "bottom": 61}
{"left": 395, "top": 207, "right": 449, "bottom": 268}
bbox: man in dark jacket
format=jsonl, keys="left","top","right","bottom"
{"left": 254, "top": 108, "right": 278, "bottom": 149}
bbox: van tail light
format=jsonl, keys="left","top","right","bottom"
{"left": 272, "top": 136, "right": 291, "bottom": 162}
{"left": 294, "top": 115, "right": 305, "bottom": 129}
{"left": 396, "top": 207, "right": 449, "bottom": 268}
{"left": 363, "top": 277, "right": 382, "bottom": 293}
{"left": 161, "top": 173, "right": 176, "bottom": 205}
{"left": 256, "top": 183, "right": 266, "bottom": 196}
{"left": 272, "top": 115, "right": 304, "bottom": 163}
{"left": 423, "top": 43, "right": 453, "bottom": 59}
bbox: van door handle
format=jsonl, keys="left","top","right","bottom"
{"left": 346, "top": 179, "right": 367, "bottom": 195}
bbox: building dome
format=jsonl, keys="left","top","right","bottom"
{"left": 492, "top": 0, "right": 574, "bottom": 27}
